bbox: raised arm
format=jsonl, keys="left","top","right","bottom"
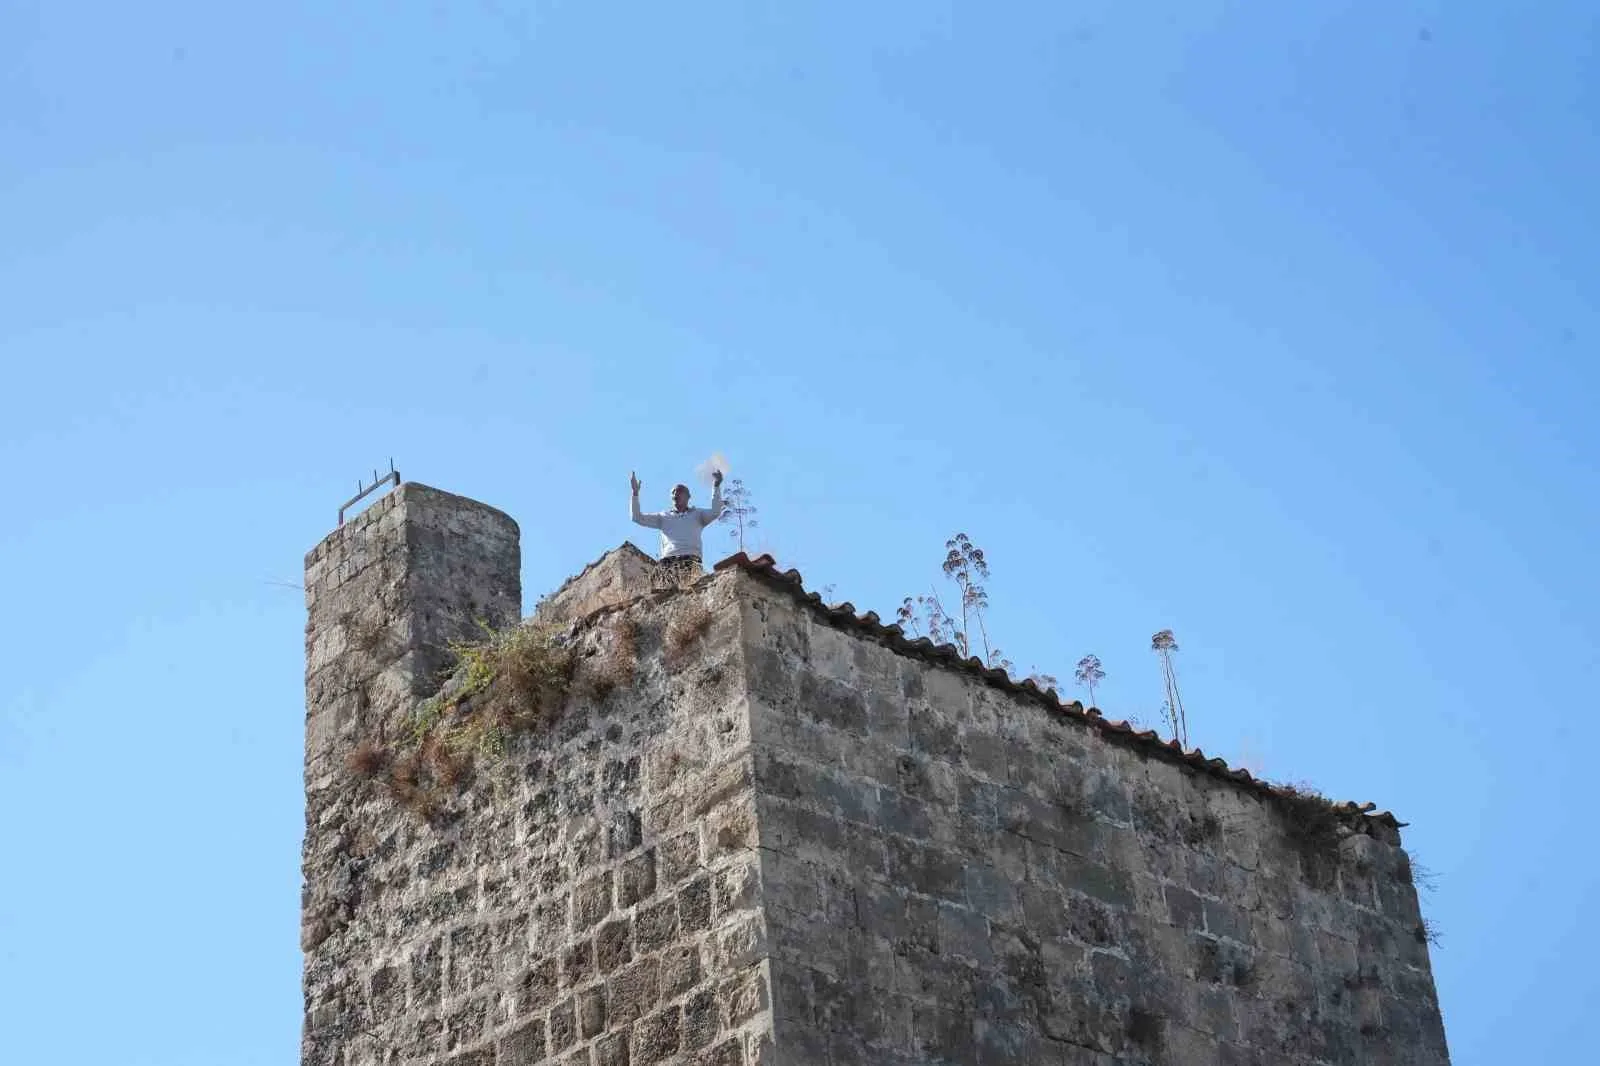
{"left": 630, "top": 471, "right": 662, "bottom": 529}
{"left": 699, "top": 471, "right": 726, "bottom": 526}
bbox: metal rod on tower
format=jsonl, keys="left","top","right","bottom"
{"left": 337, "top": 460, "right": 403, "bottom": 526}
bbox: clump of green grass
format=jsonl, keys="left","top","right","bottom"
{"left": 417, "top": 620, "right": 576, "bottom": 752}
{"left": 355, "top": 620, "right": 577, "bottom": 823}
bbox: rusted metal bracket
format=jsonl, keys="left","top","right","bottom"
{"left": 338, "top": 459, "right": 401, "bottom": 526}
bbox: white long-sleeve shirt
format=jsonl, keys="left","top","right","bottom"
{"left": 631, "top": 487, "right": 725, "bottom": 559}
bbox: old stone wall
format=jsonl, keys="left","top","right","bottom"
{"left": 303, "top": 505, "right": 776, "bottom": 1066}
{"left": 303, "top": 504, "right": 1447, "bottom": 1066}
{"left": 736, "top": 573, "right": 1449, "bottom": 1066}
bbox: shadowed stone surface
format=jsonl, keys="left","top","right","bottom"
{"left": 737, "top": 581, "right": 1449, "bottom": 1066}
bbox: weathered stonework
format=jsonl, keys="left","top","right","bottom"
{"left": 736, "top": 578, "right": 1448, "bottom": 1066}
{"left": 304, "top": 489, "right": 773, "bottom": 1066}
{"left": 538, "top": 544, "right": 656, "bottom": 627}
{"left": 302, "top": 488, "right": 1448, "bottom": 1066}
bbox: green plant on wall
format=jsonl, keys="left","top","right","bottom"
{"left": 347, "top": 601, "right": 717, "bottom": 824}
{"left": 348, "top": 618, "right": 578, "bottom": 821}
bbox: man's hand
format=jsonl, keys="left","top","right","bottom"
{"left": 630, "top": 471, "right": 641, "bottom": 496}
{"left": 713, "top": 470, "right": 723, "bottom": 488}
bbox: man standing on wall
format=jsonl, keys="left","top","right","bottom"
{"left": 630, "top": 469, "right": 725, "bottom": 587}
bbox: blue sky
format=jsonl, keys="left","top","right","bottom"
{"left": 1, "top": 2, "right": 1594, "bottom": 1062}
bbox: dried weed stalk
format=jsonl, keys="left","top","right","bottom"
{"left": 664, "top": 603, "right": 714, "bottom": 667}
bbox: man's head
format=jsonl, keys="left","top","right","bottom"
{"left": 671, "top": 484, "right": 691, "bottom": 512}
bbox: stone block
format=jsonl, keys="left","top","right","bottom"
{"left": 909, "top": 707, "right": 962, "bottom": 761}
{"left": 715, "top": 913, "right": 767, "bottom": 971}
{"left": 694, "top": 1036, "right": 745, "bottom": 1066}
{"left": 619, "top": 849, "right": 658, "bottom": 907}
{"left": 798, "top": 672, "right": 869, "bottom": 735}
{"left": 594, "top": 1030, "right": 631, "bottom": 1066}
{"left": 632, "top": 1005, "right": 682, "bottom": 1064}
{"left": 714, "top": 857, "right": 762, "bottom": 917}
{"left": 447, "top": 925, "right": 493, "bottom": 996}
{"left": 683, "top": 988, "right": 720, "bottom": 1049}
{"left": 635, "top": 896, "right": 679, "bottom": 952}
{"left": 876, "top": 787, "right": 932, "bottom": 840}
{"left": 548, "top": 996, "right": 578, "bottom": 1052}
{"left": 443, "top": 997, "right": 488, "bottom": 1050}
{"left": 659, "top": 943, "right": 703, "bottom": 999}
{"left": 912, "top": 1000, "right": 978, "bottom": 1063}
{"left": 1050, "top": 850, "right": 1134, "bottom": 909}
{"left": 685, "top": 759, "right": 755, "bottom": 820}
{"left": 607, "top": 956, "right": 661, "bottom": 1025}
{"left": 409, "top": 938, "right": 444, "bottom": 1008}
{"left": 707, "top": 802, "right": 759, "bottom": 854}
{"left": 938, "top": 902, "right": 994, "bottom": 965}
{"left": 679, "top": 876, "right": 713, "bottom": 932}
{"left": 1202, "top": 898, "right": 1251, "bottom": 944}
{"left": 721, "top": 964, "right": 771, "bottom": 1027}
{"left": 578, "top": 985, "right": 607, "bottom": 1039}
{"left": 656, "top": 829, "right": 702, "bottom": 887}
{"left": 885, "top": 837, "right": 966, "bottom": 903}
{"left": 515, "top": 957, "right": 559, "bottom": 1014}
{"left": 1165, "top": 884, "right": 1205, "bottom": 932}
{"left": 573, "top": 872, "right": 615, "bottom": 932}
{"left": 997, "top": 787, "right": 1098, "bottom": 857}
{"left": 965, "top": 731, "right": 1010, "bottom": 782}
{"left": 597, "top": 916, "right": 634, "bottom": 973}
{"left": 865, "top": 692, "right": 911, "bottom": 748}
{"left": 561, "top": 939, "right": 597, "bottom": 989}
{"left": 368, "top": 964, "right": 404, "bottom": 1022}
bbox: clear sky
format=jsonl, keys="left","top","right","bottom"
{"left": 1, "top": 2, "right": 1594, "bottom": 1063}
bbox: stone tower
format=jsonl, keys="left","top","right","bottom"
{"left": 301, "top": 485, "right": 1449, "bottom": 1066}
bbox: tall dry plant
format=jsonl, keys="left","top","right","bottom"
{"left": 892, "top": 535, "right": 1064, "bottom": 692}
{"left": 1074, "top": 654, "right": 1106, "bottom": 708}
{"left": 719, "top": 478, "right": 759, "bottom": 554}
{"left": 897, "top": 533, "right": 1013, "bottom": 671}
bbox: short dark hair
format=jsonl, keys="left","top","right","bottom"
{"left": 672, "top": 483, "right": 690, "bottom": 495}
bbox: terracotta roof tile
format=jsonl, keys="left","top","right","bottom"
{"left": 714, "top": 551, "right": 1401, "bottom": 833}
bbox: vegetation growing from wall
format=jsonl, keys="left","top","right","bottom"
{"left": 346, "top": 620, "right": 577, "bottom": 821}
{"left": 1270, "top": 781, "right": 1364, "bottom": 884}
{"left": 896, "top": 533, "right": 1058, "bottom": 690}
{"left": 719, "top": 478, "right": 759, "bottom": 553}
{"left": 346, "top": 595, "right": 718, "bottom": 823}
{"left": 884, "top": 535, "right": 1368, "bottom": 862}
